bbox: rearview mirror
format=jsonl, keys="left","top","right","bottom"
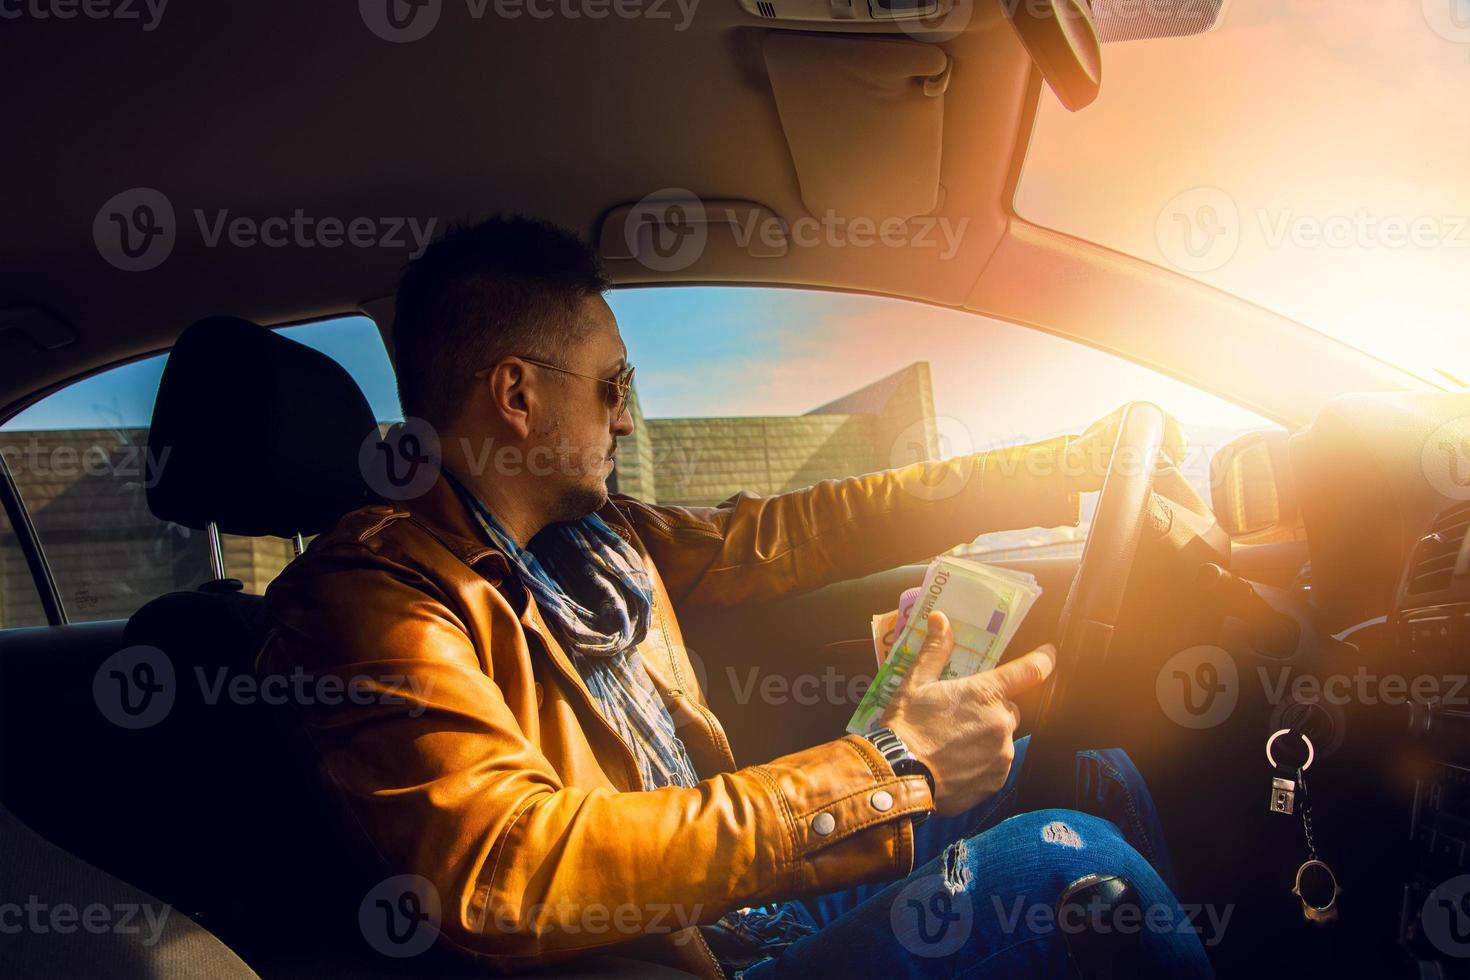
{"left": 1209, "top": 430, "right": 1298, "bottom": 538}
{"left": 1000, "top": 0, "right": 1102, "bottom": 111}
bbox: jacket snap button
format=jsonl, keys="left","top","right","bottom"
{"left": 812, "top": 812, "right": 836, "bottom": 836}
{"left": 871, "top": 790, "right": 894, "bottom": 812}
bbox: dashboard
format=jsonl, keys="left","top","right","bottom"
{"left": 1281, "top": 390, "right": 1470, "bottom": 973}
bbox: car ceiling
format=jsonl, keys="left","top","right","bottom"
{"left": 0, "top": 2, "right": 1423, "bottom": 425}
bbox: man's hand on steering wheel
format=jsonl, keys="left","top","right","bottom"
{"left": 1065, "top": 403, "right": 1188, "bottom": 493}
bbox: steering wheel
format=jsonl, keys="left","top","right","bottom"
{"left": 1016, "top": 402, "right": 1170, "bottom": 808}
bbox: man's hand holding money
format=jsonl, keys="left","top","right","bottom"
{"left": 879, "top": 611, "right": 1057, "bottom": 817}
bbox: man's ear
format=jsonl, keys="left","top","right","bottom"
{"left": 484, "top": 360, "right": 533, "bottom": 440}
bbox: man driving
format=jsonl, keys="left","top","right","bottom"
{"left": 260, "top": 216, "right": 1212, "bottom": 978}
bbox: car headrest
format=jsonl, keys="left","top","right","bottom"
{"left": 146, "top": 316, "right": 379, "bottom": 538}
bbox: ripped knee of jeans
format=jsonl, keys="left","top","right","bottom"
{"left": 941, "top": 839, "right": 970, "bottom": 895}
{"left": 1041, "top": 819, "right": 1085, "bottom": 849}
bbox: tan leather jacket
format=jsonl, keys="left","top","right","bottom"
{"left": 258, "top": 437, "right": 1077, "bottom": 976}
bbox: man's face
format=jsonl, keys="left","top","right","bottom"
{"left": 528, "top": 294, "right": 634, "bottom": 522}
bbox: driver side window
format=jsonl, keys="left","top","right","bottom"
{"left": 606, "top": 286, "right": 1276, "bottom": 558}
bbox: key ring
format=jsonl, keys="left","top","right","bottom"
{"left": 1266, "top": 728, "right": 1315, "bottom": 771}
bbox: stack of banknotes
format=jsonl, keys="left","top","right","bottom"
{"left": 847, "top": 555, "right": 1042, "bottom": 735}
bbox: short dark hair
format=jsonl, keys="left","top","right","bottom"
{"left": 391, "top": 215, "right": 609, "bottom": 428}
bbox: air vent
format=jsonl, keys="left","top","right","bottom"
{"left": 756, "top": 1, "right": 775, "bottom": 15}
{"left": 1406, "top": 502, "right": 1470, "bottom": 596}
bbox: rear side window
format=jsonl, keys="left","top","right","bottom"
{"left": 0, "top": 506, "right": 47, "bottom": 629}
{"left": 0, "top": 315, "right": 401, "bottom": 624}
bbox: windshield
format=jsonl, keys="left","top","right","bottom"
{"left": 607, "top": 286, "right": 1273, "bottom": 558}
{"left": 1016, "top": 0, "right": 1470, "bottom": 388}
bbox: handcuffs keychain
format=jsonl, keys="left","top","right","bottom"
{"left": 1267, "top": 727, "right": 1342, "bottom": 924}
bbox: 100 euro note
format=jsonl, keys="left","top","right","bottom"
{"left": 847, "top": 555, "right": 1042, "bottom": 735}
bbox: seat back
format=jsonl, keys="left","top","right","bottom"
{"left": 113, "top": 316, "right": 387, "bottom": 966}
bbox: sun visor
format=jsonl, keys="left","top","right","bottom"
{"left": 763, "top": 34, "right": 950, "bottom": 221}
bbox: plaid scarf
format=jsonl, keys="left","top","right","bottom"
{"left": 448, "top": 475, "right": 699, "bottom": 791}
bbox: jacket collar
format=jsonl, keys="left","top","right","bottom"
{"left": 400, "top": 470, "right": 646, "bottom": 790}
{"left": 398, "top": 470, "right": 641, "bottom": 579}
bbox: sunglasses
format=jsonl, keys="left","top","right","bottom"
{"left": 476, "top": 357, "right": 635, "bottom": 417}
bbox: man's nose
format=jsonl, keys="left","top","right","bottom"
{"left": 612, "top": 404, "right": 635, "bottom": 436}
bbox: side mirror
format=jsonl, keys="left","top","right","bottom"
{"left": 1209, "top": 430, "right": 1298, "bottom": 538}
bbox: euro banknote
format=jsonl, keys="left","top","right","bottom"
{"left": 847, "top": 555, "right": 1042, "bottom": 735}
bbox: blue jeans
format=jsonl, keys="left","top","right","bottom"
{"left": 742, "top": 737, "right": 1213, "bottom": 979}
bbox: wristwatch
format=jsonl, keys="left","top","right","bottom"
{"left": 861, "top": 727, "right": 935, "bottom": 824}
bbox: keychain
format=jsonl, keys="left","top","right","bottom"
{"left": 1267, "top": 729, "right": 1341, "bottom": 924}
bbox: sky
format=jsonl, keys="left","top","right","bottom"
{"left": 1018, "top": 0, "right": 1470, "bottom": 387}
